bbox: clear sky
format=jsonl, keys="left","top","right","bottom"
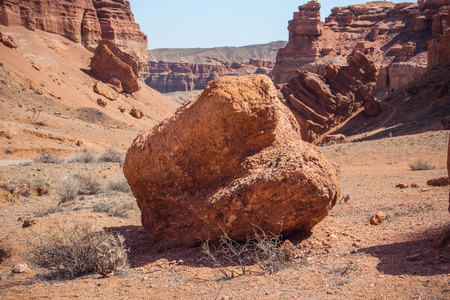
{"left": 129, "top": 0, "right": 409, "bottom": 49}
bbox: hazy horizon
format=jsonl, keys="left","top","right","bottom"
{"left": 129, "top": 0, "right": 409, "bottom": 49}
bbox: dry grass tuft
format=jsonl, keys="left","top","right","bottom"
{"left": 31, "top": 221, "right": 129, "bottom": 279}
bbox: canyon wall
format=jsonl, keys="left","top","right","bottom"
{"left": 141, "top": 59, "right": 274, "bottom": 93}
{"left": 273, "top": 0, "right": 450, "bottom": 92}
{"left": 0, "top": 0, "right": 147, "bottom": 67}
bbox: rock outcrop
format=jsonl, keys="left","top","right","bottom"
{"left": 124, "top": 75, "right": 340, "bottom": 249}
{"left": 91, "top": 40, "right": 140, "bottom": 93}
{"left": 272, "top": 1, "right": 323, "bottom": 84}
{"left": 448, "top": 135, "right": 450, "bottom": 213}
{"left": 0, "top": 0, "right": 147, "bottom": 67}
{"left": 141, "top": 60, "right": 273, "bottom": 93}
{"left": 273, "top": 0, "right": 450, "bottom": 92}
{"left": 281, "top": 51, "right": 379, "bottom": 142}
{"left": 428, "top": 7, "right": 450, "bottom": 68}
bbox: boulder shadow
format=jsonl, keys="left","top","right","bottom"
{"left": 358, "top": 225, "right": 450, "bottom": 276}
{"left": 105, "top": 225, "right": 313, "bottom": 269}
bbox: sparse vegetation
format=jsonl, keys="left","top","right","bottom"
{"left": 34, "top": 150, "right": 64, "bottom": 164}
{"left": 68, "top": 148, "right": 97, "bottom": 164}
{"left": 75, "top": 173, "right": 102, "bottom": 195}
{"left": 34, "top": 205, "right": 63, "bottom": 218}
{"left": 31, "top": 221, "right": 129, "bottom": 279}
{"left": 98, "top": 147, "right": 124, "bottom": 163}
{"left": 93, "top": 201, "right": 137, "bottom": 218}
{"left": 409, "top": 159, "right": 436, "bottom": 171}
{"left": 202, "top": 226, "right": 293, "bottom": 279}
{"left": 57, "top": 177, "right": 80, "bottom": 204}
{"left": 107, "top": 172, "right": 131, "bottom": 194}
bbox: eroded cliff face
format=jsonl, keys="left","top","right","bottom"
{"left": 273, "top": 0, "right": 450, "bottom": 92}
{"left": 141, "top": 60, "right": 274, "bottom": 93}
{"left": 0, "top": 0, "right": 147, "bottom": 68}
{"left": 428, "top": 7, "right": 450, "bottom": 68}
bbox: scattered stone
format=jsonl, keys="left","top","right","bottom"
{"left": 11, "top": 264, "right": 30, "bottom": 274}
{"left": 118, "top": 106, "right": 126, "bottom": 113}
{"left": 177, "top": 260, "right": 185, "bottom": 266}
{"left": 320, "top": 134, "right": 348, "bottom": 145}
{"left": 396, "top": 183, "right": 409, "bottom": 189}
{"left": 427, "top": 176, "right": 449, "bottom": 187}
{"left": 124, "top": 75, "right": 340, "bottom": 248}
{"left": 280, "top": 240, "right": 300, "bottom": 261}
{"left": 94, "top": 81, "right": 118, "bottom": 101}
{"left": 405, "top": 253, "right": 421, "bottom": 261}
{"left": 97, "top": 98, "right": 107, "bottom": 108}
{"left": 22, "top": 219, "right": 36, "bottom": 228}
{"left": 411, "top": 183, "right": 420, "bottom": 188}
{"left": 419, "top": 188, "right": 431, "bottom": 192}
{"left": 0, "top": 32, "right": 18, "bottom": 49}
{"left": 130, "top": 108, "right": 144, "bottom": 119}
{"left": 370, "top": 211, "right": 386, "bottom": 225}
{"left": 352, "top": 241, "right": 361, "bottom": 248}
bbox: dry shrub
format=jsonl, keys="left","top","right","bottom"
{"left": 68, "top": 148, "right": 98, "bottom": 164}
{"left": 34, "top": 150, "right": 64, "bottom": 164}
{"left": 57, "top": 177, "right": 80, "bottom": 204}
{"left": 98, "top": 147, "right": 124, "bottom": 163}
{"left": 75, "top": 173, "right": 102, "bottom": 195}
{"left": 409, "top": 159, "right": 436, "bottom": 171}
{"left": 93, "top": 201, "right": 136, "bottom": 218}
{"left": 34, "top": 206, "right": 63, "bottom": 218}
{"left": 31, "top": 221, "right": 129, "bottom": 279}
{"left": 107, "top": 172, "right": 131, "bottom": 194}
{"left": 202, "top": 226, "right": 292, "bottom": 279}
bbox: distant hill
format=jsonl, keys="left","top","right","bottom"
{"left": 147, "top": 41, "right": 287, "bottom": 64}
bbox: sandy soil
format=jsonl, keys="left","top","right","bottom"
{"left": 0, "top": 130, "right": 448, "bottom": 299}
{"left": 0, "top": 25, "right": 179, "bottom": 159}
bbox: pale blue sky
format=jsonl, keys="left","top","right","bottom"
{"left": 129, "top": 0, "right": 408, "bottom": 49}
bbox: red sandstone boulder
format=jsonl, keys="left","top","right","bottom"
{"left": 448, "top": 136, "right": 450, "bottom": 213}
{"left": 0, "top": 31, "right": 18, "bottom": 48}
{"left": 91, "top": 40, "right": 140, "bottom": 93}
{"left": 124, "top": 75, "right": 340, "bottom": 249}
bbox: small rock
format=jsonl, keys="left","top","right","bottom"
{"left": 327, "top": 290, "right": 335, "bottom": 295}
{"left": 22, "top": 219, "right": 36, "bottom": 228}
{"left": 94, "top": 81, "right": 118, "bottom": 101}
{"left": 352, "top": 241, "right": 361, "bottom": 248}
{"left": 12, "top": 264, "right": 30, "bottom": 274}
{"left": 329, "top": 234, "right": 338, "bottom": 239}
{"left": 177, "top": 260, "right": 185, "bottom": 266}
{"left": 405, "top": 253, "right": 421, "bottom": 261}
{"left": 130, "top": 108, "right": 144, "bottom": 119}
{"left": 427, "top": 177, "right": 449, "bottom": 187}
{"left": 97, "top": 98, "right": 107, "bottom": 108}
{"left": 410, "top": 183, "right": 420, "bottom": 188}
{"left": 396, "top": 183, "right": 408, "bottom": 189}
{"left": 419, "top": 188, "right": 431, "bottom": 193}
{"left": 118, "top": 106, "right": 126, "bottom": 113}
{"left": 370, "top": 211, "right": 385, "bottom": 225}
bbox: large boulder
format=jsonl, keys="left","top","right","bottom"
{"left": 91, "top": 40, "right": 140, "bottom": 93}
{"left": 124, "top": 75, "right": 340, "bottom": 249}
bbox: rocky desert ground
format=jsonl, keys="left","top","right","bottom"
{"left": 0, "top": 130, "right": 448, "bottom": 299}
{"left": 1, "top": 0, "right": 449, "bottom": 299}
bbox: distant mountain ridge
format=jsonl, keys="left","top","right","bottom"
{"left": 147, "top": 41, "right": 287, "bottom": 65}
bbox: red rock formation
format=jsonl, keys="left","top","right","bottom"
{"left": 428, "top": 7, "right": 450, "bottom": 68}
{"left": 274, "top": 0, "right": 450, "bottom": 92}
{"left": 0, "top": 0, "right": 147, "bottom": 67}
{"left": 281, "top": 51, "right": 379, "bottom": 142}
{"left": 91, "top": 40, "right": 140, "bottom": 93}
{"left": 272, "top": 1, "right": 323, "bottom": 84}
{"left": 141, "top": 60, "right": 273, "bottom": 93}
{"left": 124, "top": 75, "right": 340, "bottom": 249}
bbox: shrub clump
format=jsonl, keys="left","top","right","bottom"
{"left": 68, "top": 148, "right": 98, "bottom": 164}
{"left": 75, "top": 173, "right": 102, "bottom": 195}
{"left": 98, "top": 147, "right": 124, "bottom": 163}
{"left": 107, "top": 172, "right": 131, "bottom": 194}
{"left": 409, "top": 159, "right": 436, "bottom": 171}
{"left": 93, "top": 201, "right": 137, "bottom": 218}
{"left": 34, "top": 150, "right": 64, "bottom": 164}
{"left": 31, "top": 221, "right": 129, "bottom": 279}
{"left": 57, "top": 177, "right": 80, "bottom": 204}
